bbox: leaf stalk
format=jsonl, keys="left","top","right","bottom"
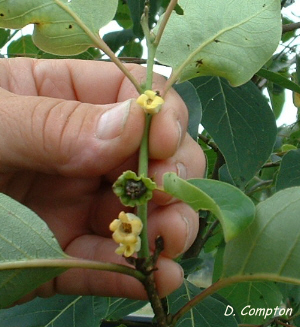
{"left": 0, "top": 258, "right": 145, "bottom": 282}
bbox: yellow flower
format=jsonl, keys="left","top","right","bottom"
{"left": 109, "top": 211, "right": 143, "bottom": 257}
{"left": 136, "top": 90, "right": 164, "bottom": 114}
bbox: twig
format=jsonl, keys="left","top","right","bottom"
{"left": 136, "top": 237, "right": 168, "bottom": 327}
{"left": 153, "top": 0, "right": 178, "bottom": 46}
{"left": 246, "top": 179, "right": 273, "bottom": 196}
{"left": 282, "top": 22, "right": 300, "bottom": 34}
{"left": 182, "top": 215, "right": 218, "bottom": 260}
{"left": 198, "top": 134, "right": 219, "bottom": 153}
{"left": 212, "top": 152, "right": 225, "bottom": 180}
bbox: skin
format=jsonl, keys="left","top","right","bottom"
{"left": 0, "top": 58, "right": 206, "bottom": 304}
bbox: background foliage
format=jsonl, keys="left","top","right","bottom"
{"left": 0, "top": 0, "right": 300, "bottom": 326}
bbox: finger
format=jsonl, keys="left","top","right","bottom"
{"left": 148, "top": 202, "right": 199, "bottom": 258}
{"left": 0, "top": 88, "right": 145, "bottom": 176}
{"left": 1, "top": 58, "right": 136, "bottom": 103}
{"left": 52, "top": 235, "right": 183, "bottom": 299}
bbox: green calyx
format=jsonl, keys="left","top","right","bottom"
{"left": 113, "top": 170, "right": 157, "bottom": 207}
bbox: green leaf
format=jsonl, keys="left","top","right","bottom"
{"left": 99, "top": 297, "right": 148, "bottom": 320}
{"left": 163, "top": 173, "right": 255, "bottom": 242}
{"left": 7, "top": 34, "right": 101, "bottom": 60}
{"left": 168, "top": 280, "right": 238, "bottom": 327}
{"left": 191, "top": 77, "right": 277, "bottom": 188}
{"left": 0, "top": 193, "right": 68, "bottom": 308}
{"left": 276, "top": 149, "right": 300, "bottom": 191}
{"left": 0, "top": 295, "right": 148, "bottom": 327}
{"left": 115, "top": 0, "right": 133, "bottom": 30}
{"left": 173, "top": 81, "right": 202, "bottom": 141}
{"left": 0, "top": 28, "right": 10, "bottom": 48}
{"left": 0, "top": 0, "right": 118, "bottom": 55}
{"left": 0, "top": 295, "right": 101, "bottom": 327}
{"left": 119, "top": 40, "right": 143, "bottom": 58}
{"left": 218, "top": 282, "right": 282, "bottom": 324}
{"left": 257, "top": 68, "right": 300, "bottom": 94}
{"left": 103, "top": 29, "right": 135, "bottom": 53}
{"left": 127, "top": 0, "right": 145, "bottom": 39}
{"left": 127, "top": 0, "right": 160, "bottom": 39}
{"left": 154, "top": 0, "right": 281, "bottom": 86}
{"left": 267, "top": 83, "right": 285, "bottom": 120}
{"left": 7, "top": 35, "right": 40, "bottom": 57}
{"left": 222, "top": 187, "right": 300, "bottom": 285}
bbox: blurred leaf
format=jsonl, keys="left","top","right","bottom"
{"left": 127, "top": 0, "right": 160, "bottom": 39}
{"left": 173, "top": 81, "right": 202, "bottom": 140}
{"left": 99, "top": 298, "right": 148, "bottom": 320}
{"left": 0, "top": 295, "right": 147, "bottom": 326}
{"left": 7, "top": 34, "right": 39, "bottom": 57}
{"left": 127, "top": 0, "right": 145, "bottom": 39}
{"left": 155, "top": 0, "right": 281, "bottom": 85}
{"left": 168, "top": 280, "right": 238, "bottom": 327}
{"left": 115, "top": 0, "right": 133, "bottom": 29}
{"left": 257, "top": 68, "right": 300, "bottom": 94}
{"left": 222, "top": 187, "right": 300, "bottom": 285}
{"left": 103, "top": 29, "right": 135, "bottom": 53}
{"left": 161, "top": 0, "right": 184, "bottom": 15}
{"left": 119, "top": 40, "right": 143, "bottom": 58}
{"left": 192, "top": 77, "right": 277, "bottom": 188}
{"left": 0, "top": 295, "right": 101, "bottom": 327}
{"left": 268, "top": 83, "right": 285, "bottom": 120}
{"left": 180, "top": 257, "right": 203, "bottom": 277}
{"left": 0, "top": 193, "right": 68, "bottom": 308}
{"left": 0, "top": 0, "right": 118, "bottom": 55}
{"left": 219, "top": 282, "right": 282, "bottom": 324}
{"left": 0, "top": 28, "right": 10, "bottom": 48}
{"left": 7, "top": 35, "right": 101, "bottom": 59}
{"left": 163, "top": 173, "right": 255, "bottom": 242}
{"left": 276, "top": 149, "right": 300, "bottom": 191}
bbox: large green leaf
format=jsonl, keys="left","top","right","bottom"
{"left": 95, "top": 297, "right": 148, "bottom": 321}
{"left": 173, "top": 81, "right": 202, "bottom": 141}
{"left": 168, "top": 280, "right": 238, "bottom": 327}
{"left": 0, "top": 0, "right": 118, "bottom": 55}
{"left": 163, "top": 173, "right": 255, "bottom": 242}
{"left": 276, "top": 149, "right": 300, "bottom": 191}
{"left": 0, "top": 295, "right": 100, "bottom": 327}
{"left": 0, "top": 294, "right": 147, "bottom": 327}
{"left": 0, "top": 193, "right": 68, "bottom": 308}
{"left": 222, "top": 187, "right": 300, "bottom": 285}
{"left": 191, "top": 77, "right": 277, "bottom": 188}
{"left": 0, "top": 295, "right": 146, "bottom": 327}
{"left": 154, "top": 0, "right": 281, "bottom": 86}
{"left": 218, "top": 282, "right": 282, "bottom": 324}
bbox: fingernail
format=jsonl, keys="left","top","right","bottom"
{"left": 96, "top": 99, "right": 131, "bottom": 140}
{"left": 176, "top": 162, "right": 187, "bottom": 180}
{"left": 182, "top": 215, "right": 192, "bottom": 254}
{"left": 176, "top": 119, "right": 183, "bottom": 150}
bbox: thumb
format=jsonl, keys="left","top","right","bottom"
{"left": 0, "top": 89, "right": 145, "bottom": 176}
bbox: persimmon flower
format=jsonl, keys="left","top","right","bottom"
{"left": 136, "top": 90, "right": 164, "bottom": 114}
{"left": 113, "top": 170, "right": 156, "bottom": 207}
{"left": 109, "top": 211, "right": 143, "bottom": 257}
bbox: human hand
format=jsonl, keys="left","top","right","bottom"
{"left": 0, "top": 58, "right": 205, "bottom": 303}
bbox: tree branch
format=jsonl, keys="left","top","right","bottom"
{"left": 282, "top": 22, "right": 300, "bottom": 34}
